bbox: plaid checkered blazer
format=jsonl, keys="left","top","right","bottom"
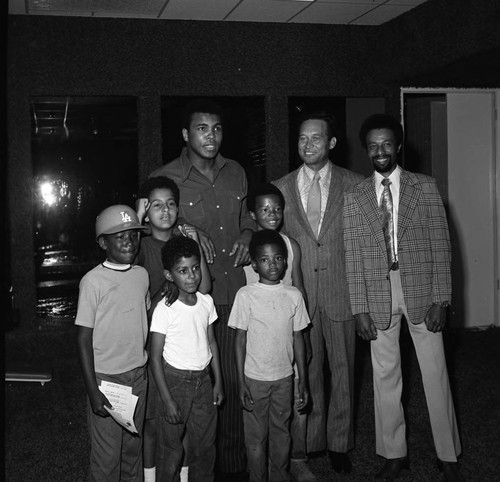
{"left": 343, "top": 169, "right": 451, "bottom": 330}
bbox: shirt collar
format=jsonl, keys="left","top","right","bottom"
{"left": 303, "top": 160, "right": 331, "bottom": 181}
{"left": 179, "top": 147, "right": 227, "bottom": 182}
{"left": 375, "top": 164, "right": 401, "bottom": 190}
{"left": 102, "top": 260, "right": 132, "bottom": 271}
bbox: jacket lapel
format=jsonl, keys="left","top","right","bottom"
{"left": 284, "top": 171, "right": 313, "bottom": 236}
{"left": 318, "top": 164, "right": 342, "bottom": 241}
{"left": 397, "top": 169, "right": 421, "bottom": 243}
{"left": 355, "top": 174, "right": 387, "bottom": 259}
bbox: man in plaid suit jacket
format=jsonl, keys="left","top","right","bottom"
{"left": 343, "top": 114, "right": 462, "bottom": 481}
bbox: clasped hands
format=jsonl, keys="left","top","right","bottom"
{"left": 355, "top": 302, "right": 449, "bottom": 341}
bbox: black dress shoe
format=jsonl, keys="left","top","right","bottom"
{"left": 328, "top": 451, "right": 352, "bottom": 473}
{"left": 375, "top": 457, "right": 409, "bottom": 481}
{"left": 437, "top": 460, "right": 464, "bottom": 482}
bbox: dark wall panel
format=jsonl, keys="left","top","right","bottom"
{"left": 8, "top": 16, "right": 380, "bottom": 97}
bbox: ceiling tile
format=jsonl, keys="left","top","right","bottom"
{"left": 91, "top": 12, "right": 161, "bottom": 18}
{"left": 314, "top": 0, "right": 385, "bottom": 3}
{"left": 27, "top": 0, "right": 166, "bottom": 17}
{"left": 159, "top": 0, "right": 241, "bottom": 21}
{"left": 10, "top": 0, "right": 431, "bottom": 25}
{"left": 351, "top": 4, "right": 414, "bottom": 25}
{"left": 290, "top": 2, "right": 374, "bottom": 24}
{"left": 226, "top": 0, "right": 310, "bottom": 23}
{"left": 386, "top": 0, "right": 428, "bottom": 5}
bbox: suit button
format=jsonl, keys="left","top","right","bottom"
{"left": 317, "top": 243, "right": 321, "bottom": 247}
{"left": 314, "top": 268, "right": 318, "bottom": 272}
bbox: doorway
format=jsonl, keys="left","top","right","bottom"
{"left": 401, "top": 88, "right": 500, "bottom": 329}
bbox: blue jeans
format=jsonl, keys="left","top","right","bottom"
{"left": 243, "top": 375, "right": 293, "bottom": 482}
{"left": 89, "top": 365, "right": 147, "bottom": 482}
{"left": 156, "top": 362, "right": 217, "bottom": 482}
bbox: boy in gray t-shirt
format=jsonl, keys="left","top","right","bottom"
{"left": 229, "top": 229, "right": 310, "bottom": 481}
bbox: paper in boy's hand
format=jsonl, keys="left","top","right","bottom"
{"left": 99, "top": 381, "right": 139, "bottom": 434}
{"left": 103, "top": 400, "right": 138, "bottom": 434}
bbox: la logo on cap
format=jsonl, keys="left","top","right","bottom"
{"left": 120, "top": 211, "right": 132, "bottom": 223}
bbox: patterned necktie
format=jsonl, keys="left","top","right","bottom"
{"left": 380, "top": 178, "right": 397, "bottom": 270}
{"left": 307, "top": 172, "right": 321, "bottom": 237}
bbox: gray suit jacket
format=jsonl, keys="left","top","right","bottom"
{"left": 274, "top": 163, "right": 363, "bottom": 320}
{"left": 343, "top": 169, "right": 452, "bottom": 329}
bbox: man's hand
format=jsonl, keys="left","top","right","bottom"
{"left": 355, "top": 313, "right": 378, "bottom": 341}
{"left": 196, "top": 229, "right": 216, "bottom": 265}
{"left": 425, "top": 303, "right": 447, "bottom": 333}
{"left": 229, "top": 229, "right": 253, "bottom": 267}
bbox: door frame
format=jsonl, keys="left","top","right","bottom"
{"left": 401, "top": 87, "right": 500, "bottom": 329}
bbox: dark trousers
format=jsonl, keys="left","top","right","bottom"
{"left": 214, "top": 304, "right": 247, "bottom": 473}
{"left": 243, "top": 376, "right": 293, "bottom": 482}
{"left": 89, "top": 365, "right": 147, "bottom": 482}
{"left": 156, "top": 362, "right": 217, "bottom": 482}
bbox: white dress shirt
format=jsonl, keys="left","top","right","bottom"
{"left": 375, "top": 165, "right": 401, "bottom": 260}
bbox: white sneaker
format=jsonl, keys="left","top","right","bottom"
{"left": 180, "top": 465, "right": 188, "bottom": 482}
{"left": 290, "top": 460, "right": 317, "bottom": 482}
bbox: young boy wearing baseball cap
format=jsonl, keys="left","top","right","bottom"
{"left": 76, "top": 204, "right": 149, "bottom": 481}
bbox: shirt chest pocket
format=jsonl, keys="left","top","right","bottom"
{"left": 226, "top": 190, "right": 243, "bottom": 215}
{"left": 179, "top": 194, "right": 205, "bottom": 223}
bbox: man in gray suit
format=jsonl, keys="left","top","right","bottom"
{"left": 273, "top": 112, "right": 363, "bottom": 473}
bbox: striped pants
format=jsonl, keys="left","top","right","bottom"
{"left": 214, "top": 304, "right": 247, "bottom": 473}
{"left": 307, "top": 310, "right": 356, "bottom": 453}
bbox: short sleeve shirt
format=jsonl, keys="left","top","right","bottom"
{"left": 150, "top": 292, "right": 218, "bottom": 370}
{"left": 75, "top": 264, "right": 149, "bottom": 374}
{"left": 228, "top": 282, "right": 310, "bottom": 381}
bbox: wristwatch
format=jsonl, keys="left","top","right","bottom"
{"left": 434, "top": 301, "right": 450, "bottom": 308}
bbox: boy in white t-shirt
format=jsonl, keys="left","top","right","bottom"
{"left": 150, "top": 236, "right": 224, "bottom": 481}
{"left": 229, "top": 229, "right": 310, "bottom": 482}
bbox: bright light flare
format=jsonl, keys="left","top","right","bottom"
{"left": 41, "top": 182, "right": 57, "bottom": 206}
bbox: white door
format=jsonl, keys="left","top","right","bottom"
{"left": 402, "top": 89, "right": 499, "bottom": 329}
{"left": 447, "top": 92, "right": 498, "bottom": 329}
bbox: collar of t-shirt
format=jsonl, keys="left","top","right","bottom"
{"left": 256, "top": 280, "right": 284, "bottom": 287}
{"left": 103, "top": 260, "right": 132, "bottom": 271}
